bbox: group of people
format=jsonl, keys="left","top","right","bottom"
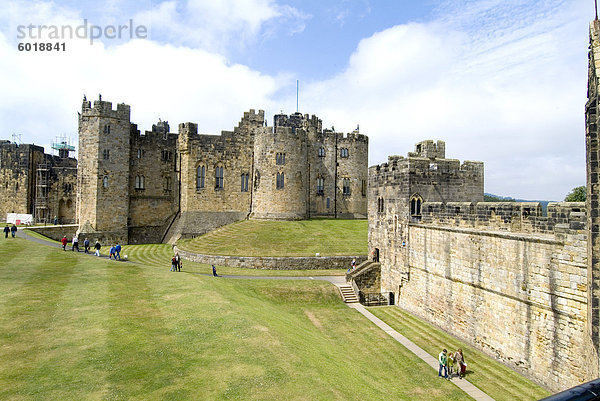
{"left": 347, "top": 258, "right": 357, "bottom": 273}
{"left": 438, "top": 348, "right": 467, "bottom": 380}
{"left": 3, "top": 224, "right": 17, "bottom": 238}
{"left": 170, "top": 253, "right": 182, "bottom": 271}
{"left": 59, "top": 235, "right": 119, "bottom": 259}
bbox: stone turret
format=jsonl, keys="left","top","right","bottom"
{"left": 77, "top": 95, "right": 131, "bottom": 243}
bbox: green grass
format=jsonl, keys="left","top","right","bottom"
{"left": 368, "top": 306, "right": 551, "bottom": 401}
{"left": 122, "top": 243, "right": 346, "bottom": 276}
{"left": 177, "top": 219, "right": 368, "bottom": 257}
{"left": 0, "top": 237, "right": 469, "bottom": 400}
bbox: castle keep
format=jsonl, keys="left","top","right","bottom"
{"left": 76, "top": 97, "right": 368, "bottom": 244}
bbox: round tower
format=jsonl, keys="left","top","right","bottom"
{"left": 251, "top": 114, "right": 308, "bottom": 219}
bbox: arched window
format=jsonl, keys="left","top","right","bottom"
{"left": 241, "top": 173, "right": 249, "bottom": 192}
{"left": 318, "top": 147, "right": 326, "bottom": 157}
{"left": 103, "top": 176, "right": 109, "bottom": 188}
{"left": 342, "top": 178, "right": 351, "bottom": 195}
{"left": 276, "top": 172, "right": 284, "bottom": 189}
{"left": 340, "top": 148, "right": 349, "bottom": 158}
{"left": 215, "top": 166, "right": 224, "bottom": 189}
{"left": 197, "top": 165, "right": 205, "bottom": 189}
{"left": 410, "top": 194, "right": 423, "bottom": 220}
{"left": 276, "top": 153, "right": 286, "bottom": 165}
{"left": 135, "top": 175, "right": 145, "bottom": 190}
{"left": 316, "top": 177, "right": 324, "bottom": 195}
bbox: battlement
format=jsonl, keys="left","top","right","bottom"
{"left": 370, "top": 142, "right": 483, "bottom": 176}
{"left": 408, "top": 140, "right": 445, "bottom": 159}
{"left": 80, "top": 94, "right": 130, "bottom": 120}
{"left": 416, "top": 201, "right": 586, "bottom": 235}
{"left": 237, "top": 109, "right": 265, "bottom": 129}
{"left": 274, "top": 112, "right": 322, "bottom": 132}
{"left": 336, "top": 132, "right": 369, "bottom": 144}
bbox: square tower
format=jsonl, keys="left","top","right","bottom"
{"left": 77, "top": 95, "right": 131, "bottom": 243}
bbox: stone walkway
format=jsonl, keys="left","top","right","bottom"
{"left": 17, "top": 231, "right": 494, "bottom": 400}
{"left": 348, "top": 303, "right": 495, "bottom": 401}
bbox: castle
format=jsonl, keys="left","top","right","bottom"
{"left": 0, "top": 140, "right": 77, "bottom": 224}
{"left": 345, "top": 20, "right": 600, "bottom": 393}
{"left": 74, "top": 97, "right": 368, "bottom": 244}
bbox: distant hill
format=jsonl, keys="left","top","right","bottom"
{"left": 484, "top": 193, "right": 555, "bottom": 215}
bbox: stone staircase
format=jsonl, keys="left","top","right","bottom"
{"left": 338, "top": 285, "right": 359, "bottom": 303}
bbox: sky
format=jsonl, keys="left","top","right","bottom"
{"left": 0, "top": 0, "right": 594, "bottom": 201}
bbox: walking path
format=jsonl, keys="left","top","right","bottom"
{"left": 212, "top": 273, "right": 494, "bottom": 400}
{"left": 17, "top": 231, "right": 494, "bottom": 400}
{"left": 349, "top": 303, "right": 495, "bottom": 401}
{"left": 16, "top": 229, "right": 126, "bottom": 262}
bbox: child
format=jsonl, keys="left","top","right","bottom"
{"left": 109, "top": 245, "right": 116, "bottom": 260}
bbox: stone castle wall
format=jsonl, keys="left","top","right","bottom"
{"left": 0, "top": 141, "right": 77, "bottom": 224}
{"left": 586, "top": 19, "right": 600, "bottom": 375}
{"left": 77, "top": 98, "right": 131, "bottom": 243}
{"left": 73, "top": 100, "right": 369, "bottom": 243}
{"left": 380, "top": 204, "right": 588, "bottom": 391}
{"left": 127, "top": 124, "right": 178, "bottom": 244}
{"left": 251, "top": 125, "right": 308, "bottom": 219}
{"left": 368, "top": 138, "right": 594, "bottom": 391}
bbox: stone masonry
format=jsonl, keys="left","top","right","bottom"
{"left": 0, "top": 141, "right": 77, "bottom": 224}
{"left": 75, "top": 97, "right": 368, "bottom": 244}
{"left": 367, "top": 139, "right": 593, "bottom": 392}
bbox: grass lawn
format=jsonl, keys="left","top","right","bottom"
{"left": 177, "top": 219, "right": 368, "bottom": 257}
{"left": 0, "top": 237, "right": 469, "bottom": 400}
{"left": 122, "top": 243, "right": 346, "bottom": 277}
{"left": 368, "top": 307, "right": 551, "bottom": 401}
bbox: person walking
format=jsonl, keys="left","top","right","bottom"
{"left": 454, "top": 349, "right": 466, "bottom": 379}
{"left": 170, "top": 256, "right": 177, "bottom": 272}
{"left": 94, "top": 240, "right": 101, "bottom": 256}
{"left": 72, "top": 235, "right": 79, "bottom": 252}
{"left": 212, "top": 264, "right": 218, "bottom": 277}
{"left": 438, "top": 349, "right": 449, "bottom": 379}
{"left": 83, "top": 238, "right": 90, "bottom": 253}
{"left": 10, "top": 224, "right": 17, "bottom": 238}
{"left": 3, "top": 225, "right": 9, "bottom": 238}
{"left": 109, "top": 245, "right": 116, "bottom": 260}
{"left": 61, "top": 235, "right": 68, "bottom": 251}
{"left": 115, "top": 242, "right": 121, "bottom": 260}
{"left": 175, "top": 252, "right": 181, "bottom": 272}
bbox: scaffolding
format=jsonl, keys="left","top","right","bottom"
{"left": 52, "top": 137, "right": 75, "bottom": 159}
{"left": 35, "top": 163, "right": 50, "bottom": 223}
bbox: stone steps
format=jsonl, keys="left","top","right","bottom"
{"left": 339, "top": 285, "right": 359, "bottom": 303}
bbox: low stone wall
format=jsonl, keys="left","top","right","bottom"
{"left": 175, "top": 246, "right": 366, "bottom": 270}
{"left": 26, "top": 224, "right": 78, "bottom": 241}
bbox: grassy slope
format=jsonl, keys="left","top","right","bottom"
{"left": 122, "top": 243, "right": 346, "bottom": 276}
{"left": 369, "top": 307, "right": 551, "bottom": 401}
{"left": 0, "top": 238, "right": 468, "bottom": 400}
{"left": 177, "top": 219, "right": 368, "bottom": 257}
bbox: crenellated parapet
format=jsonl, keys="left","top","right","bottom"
{"left": 418, "top": 201, "right": 586, "bottom": 236}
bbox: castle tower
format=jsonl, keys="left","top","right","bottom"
{"left": 586, "top": 20, "right": 600, "bottom": 377}
{"left": 250, "top": 113, "right": 308, "bottom": 219}
{"left": 77, "top": 95, "right": 131, "bottom": 243}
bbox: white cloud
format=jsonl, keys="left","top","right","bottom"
{"left": 134, "top": 0, "right": 309, "bottom": 53}
{"left": 0, "top": 0, "right": 593, "bottom": 201}
{"left": 293, "top": 0, "right": 590, "bottom": 200}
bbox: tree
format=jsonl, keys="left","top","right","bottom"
{"left": 565, "top": 186, "right": 586, "bottom": 202}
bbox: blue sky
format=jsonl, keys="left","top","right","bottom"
{"left": 0, "top": 0, "right": 594, "bottom": 200}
